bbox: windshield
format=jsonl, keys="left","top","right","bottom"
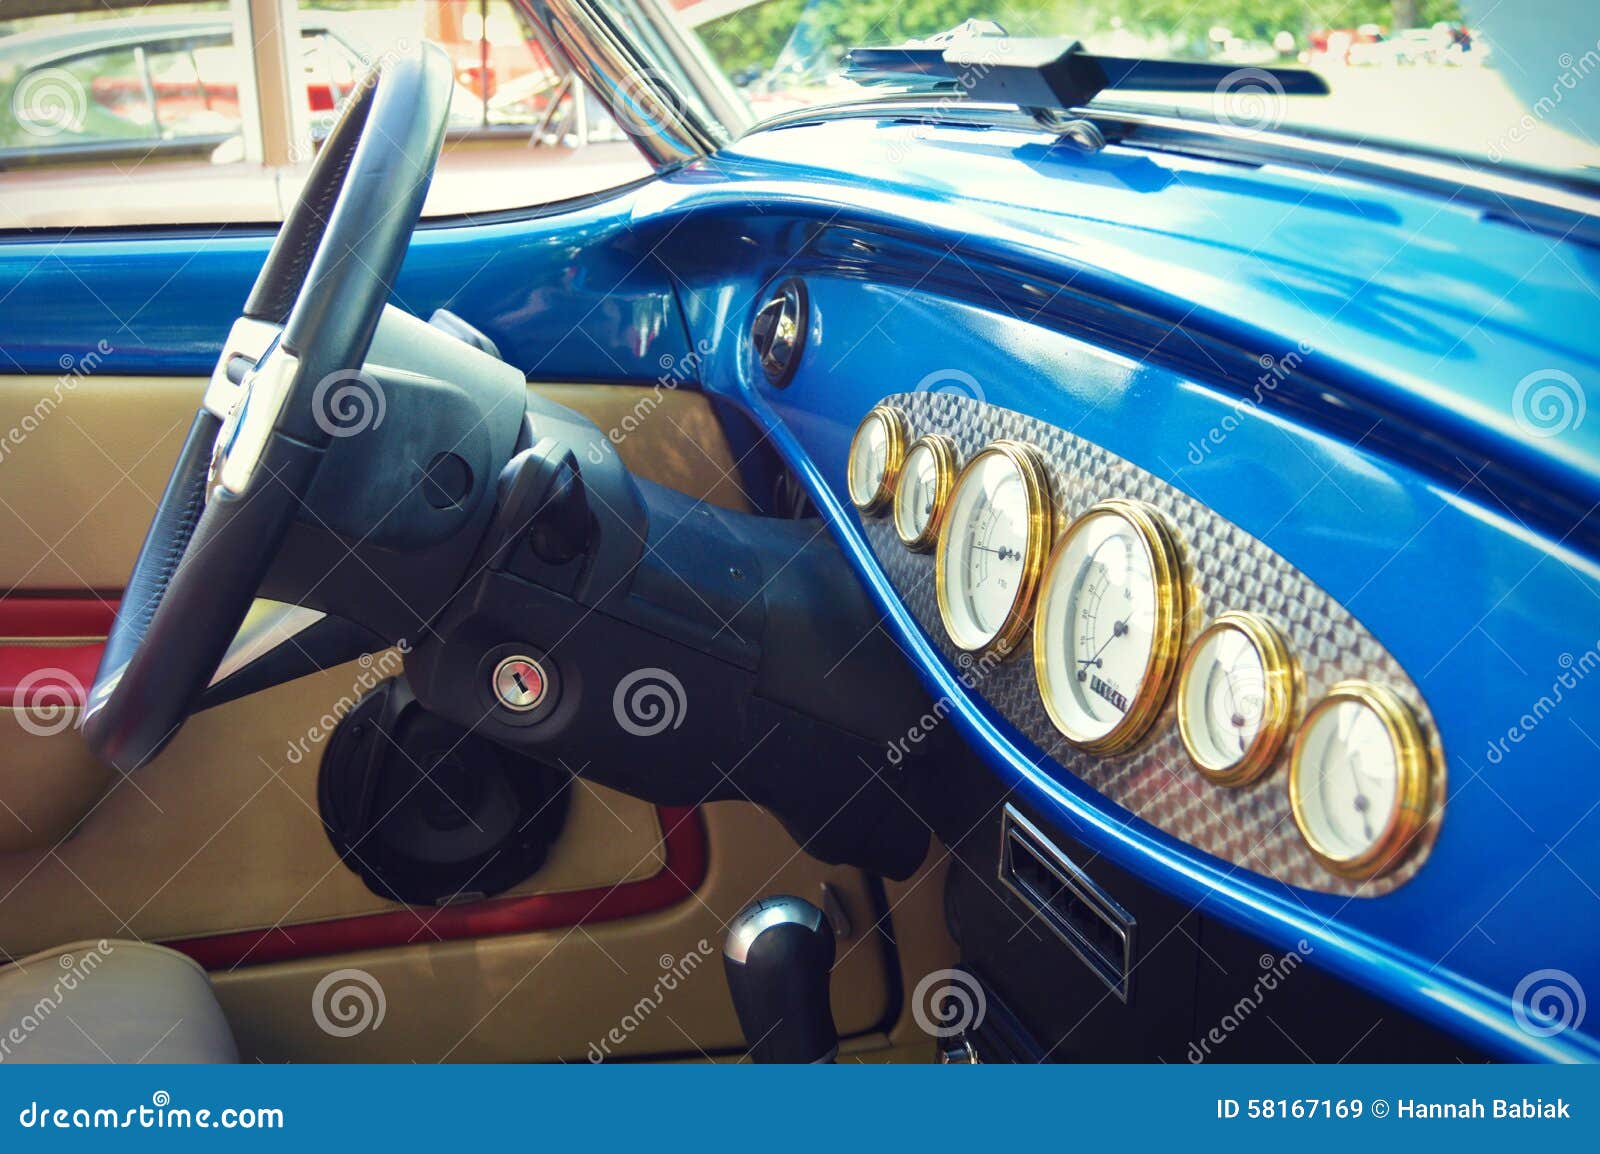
{"left": 679, "top": 0, "right": 1600, "bottom": 182}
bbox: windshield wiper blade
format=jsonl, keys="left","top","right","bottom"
{"left": 843, "top": 35, "right": 1328, "bottom": 109}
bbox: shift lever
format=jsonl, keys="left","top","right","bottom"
{"left": 723, "top": 895, "right": 838, "bottom": 1063}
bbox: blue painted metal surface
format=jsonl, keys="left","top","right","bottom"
{"left": 1, "top": 112, "right": 1597, "bottom": 1060}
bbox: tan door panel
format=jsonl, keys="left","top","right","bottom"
{"left": 0, "top": 658, "right": 666, "bottom": 957}
{"left": 0, "top": 376, "right": 197, "bottom": 591}
{"left": 0, "top": 708, "right": 112, "bottom": 852}
{"left": 0, "top": 375, "right": 750, "bottom": 592}
{"left": 213, "top": 802, "right": 896, "bottom": 1063}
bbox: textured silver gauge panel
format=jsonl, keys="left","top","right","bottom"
{"left": 859, "top": 391, "right": 1442, "bottom": 896}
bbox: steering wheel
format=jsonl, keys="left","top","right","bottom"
{"left": 81, "top": 46, "right": 455, "bottom": 773}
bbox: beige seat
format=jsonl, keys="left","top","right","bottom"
{"left": 0, "top": 940, "right": 237, "bottom": 1063}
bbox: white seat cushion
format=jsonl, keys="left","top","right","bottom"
{"left": 0, "top": 939, "right": 237, "bottom": 1063}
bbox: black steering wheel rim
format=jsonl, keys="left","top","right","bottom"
{"left": 81, "top": 45, "right": 455, "bottom": 773}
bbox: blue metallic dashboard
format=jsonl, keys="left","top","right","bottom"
{"left": 3, "top": 112, "right": 1598, "bottom": 1061}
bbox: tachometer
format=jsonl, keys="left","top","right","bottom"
{"left": 1034, "top": 499, "right": 1185, "bottom": 754}
{"left": 846, "top": 404, "right": 909, "bottom": 514}
{"left": 935, "top": 440, "right": 1052, "bottom": 655}
{"left": 1289, "top": 681, "right": 1438, "bottom": 879}
{"left": 1177, "top": 611, "right": 1297, "bottom": 786}
{"left": 894, "top": 434, "right": 957, "bottom": 551}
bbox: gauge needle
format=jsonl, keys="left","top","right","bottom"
{"left": 1077, "top": 619, "right": 1127, "bottom": 670}
{"left": 973, "top": 545, "right": 1020, "bottom": 561}
{"left": 1219, "top": 666, "right": 1249, "bottom": 749}
{"left": 1348, "top": 750, "right": 1373, "bottom": 840}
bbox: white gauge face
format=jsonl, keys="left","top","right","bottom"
{"left": 938, "top": 449, "right": 1036, "bottom": 650}
{"left": 1293, "top": 698, "right": 1401, "bottom": 862}
{"left": 1182, "top": 625, "right": 1269, "bottom": 770}
{"left": 1037, "top": 510, "right": 1163, "bottom": 743}
{"left": 895, "top": 442, "right": 941, "bottom": 544}
{"left": 847, "top": 411, "right": 893, "bottom": 509}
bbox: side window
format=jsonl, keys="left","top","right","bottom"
{"left": 291, "top": 0, "right": 650, "bottom": 215}
{"left": 0, "top": 0, "right": 654, "bottom": 227}
{"left": 0, "top": 3, "right": 269, "bottom": 226}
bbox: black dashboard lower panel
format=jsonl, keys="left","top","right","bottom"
{"left": 916, "top": 740, "right": 1484, "bottom": 1063}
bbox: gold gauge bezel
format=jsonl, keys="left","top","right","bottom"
{"left": 1288, "top": 680, "right": 1439, "bottom": 881}
{"left": 1033, "top": 498, "right": 1187, "bottom": 756}
{"left": 1176, "top": 611, "right": 1299, "bottom": 787}
{"left": 934, "top": 440, "right": 1053, "bottom": 659}
{"left": 846, "top": 404, "right": 910, "bottom": 515}
{"left": 894, "top": 433, "right": 958, "bottom": 552}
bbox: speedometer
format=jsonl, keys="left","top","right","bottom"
{"left": 934, "top": 441, "right": 1052, "bottom": 656}
{"left": 1034, "top": 499, "right": 1186, "bottom": 754}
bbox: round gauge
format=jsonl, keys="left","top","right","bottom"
{"left": 1289, "top": 681, "right": 1437, "bottom": 879}
{"left": 1034, "top": 499, "right": 1186, "bottom": 754}
{"left": 894, "top": 434, "right": 957, "bottom": 551}
{"left": 1177, "top": 611, "right": 1298, "bottom": 786}
{"left": 846, "top": 405, "right": 909, "bottom": 514}
{"left": 934, "top": 441, "right": 1052, "bottom": 655}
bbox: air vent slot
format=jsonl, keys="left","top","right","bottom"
{"left": 751, "top": 277, "right": 808, "bottom": 388}
{"left": 999, "top": 805, "right": 1136, "bottom": 1003}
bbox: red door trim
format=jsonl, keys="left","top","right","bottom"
{"left": 168, "top": 805, "right": 708, "bottom": 970}
{"left": 0, "top": 596, "right": 117, "bottom": 705}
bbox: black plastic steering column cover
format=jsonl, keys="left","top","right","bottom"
{"left": 82, "top": 47, "right": 456, "bottom": 773}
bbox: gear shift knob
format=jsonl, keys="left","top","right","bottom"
{"left": 723, "top": 895, "right": 838, "bottom": 1063}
